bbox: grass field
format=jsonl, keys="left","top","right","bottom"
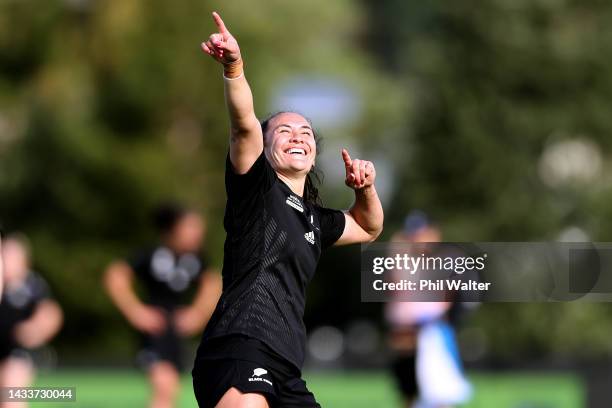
{"left": 29, "top": 370, "right": 584, "bottom": 408}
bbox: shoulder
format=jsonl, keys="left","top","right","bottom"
{"left": 312, "top": 204, "right": 345, "bottom": 219}
{"left": 225, "top": 151, "right": 277, "bottom": 198}
{"left": 128, "top": 246, "right": 158, "bottom": 271}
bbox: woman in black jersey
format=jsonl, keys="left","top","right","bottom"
{"left": 193, "top": 12, "right": 384, "bottom": 408}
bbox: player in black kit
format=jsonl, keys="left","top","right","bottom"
{"left": 105, "top": 204, "right": 221, "bottom": 408}
{"left": 193, "top": 12, "right": 384, "bottom": 408}
{"left": 0, "top": 235, "right": 63, "bottom": 397}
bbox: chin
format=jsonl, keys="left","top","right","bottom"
{"left": 288, "top": 162, "right": 311, "bottom": 174}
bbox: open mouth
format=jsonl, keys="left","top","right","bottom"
{"left": 286, "top": 148, "right": 307, "bottom": 156}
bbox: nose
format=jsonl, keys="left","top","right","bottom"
{"left": 290, "top": 131, "right": 304, "bottom": 143}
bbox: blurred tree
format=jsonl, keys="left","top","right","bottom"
{"left": 364, "top": 0, "right": 612, "bottom": 360}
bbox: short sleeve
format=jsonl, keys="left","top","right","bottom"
{"left": 316, "top": 207, "right": 346, "bottom": 250}
{"left": 128, "top": 249, "right": 151, "bottom": 279}
{"left": 28, "top": 273, "right": 51, "bottom": 302}
{"left": 225, "top": 151, "right": 277, "bottom": 201}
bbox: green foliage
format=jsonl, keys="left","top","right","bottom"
{"left": 366, "top": 0, "right": 612, "bottom": 359}
{"left": 368, "top": 1, "right": 612, "bottom": 239}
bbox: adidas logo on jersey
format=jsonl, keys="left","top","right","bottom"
{"left": 304, "top": 231, "right": 315, "bottom": 245}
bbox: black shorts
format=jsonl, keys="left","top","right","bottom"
{"left": 0, "top": 346, "right": 11, "bottom": 362}
{"left": 192, "top": 335, "right": 320, "bottom": 408}
{"left": 390, "top": 353, "right": 418, "bottom": 399}
{"left": 137, "top": 328, "right": 184, "bottom": 372}
{"left": 0, "top": 347, "right": 34, "bottom": 364}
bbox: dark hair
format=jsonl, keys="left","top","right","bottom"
{"left": 152, "top": 202, "right": 188, "bottom": 234}
{"left": 260, "top": 112, "right": 323, "bottom": 206}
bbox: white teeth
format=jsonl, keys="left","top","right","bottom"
{"left": 288, "top": 148, "right": 306, "bottom": 155}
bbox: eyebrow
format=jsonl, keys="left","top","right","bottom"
{"left": 274, "top": 124, "right": 313, "bottom": 131}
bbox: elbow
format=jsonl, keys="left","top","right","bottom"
{"left": 367, "top": 226, "right": 383, "bottom": 243}
{"left": 362, "top": 222, "right": 383, "bottom": 243}
{"left": 230, "top": 119, "right": 260, "bottom": 140}
{"left": 349, "top": 210, "right": 384, "bottom": 243}
{"left": 230, "top": 127, "right": 250, "bottom": 141}
{"left": 368, "top": 214, "right": 384, "bottom": 242}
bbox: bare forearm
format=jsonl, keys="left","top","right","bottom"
{"left": 33, "top": 301, "right": 62, "bottom": 342}
{"left": 104, "top": 264, "right": 145, "bottom": 318}
{"left": 110, "top": 288, "right": 143, "bottom": 319}
{"left": 349, "top": 185, "right": 384, "bottom": 238}
{"left": 16, "top": 301, "right": 62, "bottom": 348}
{"left": 224, "top": 72, "right": 259, "bottom": 135}
{"left": 223, "top": 61, "right": 264, "bottom": 172}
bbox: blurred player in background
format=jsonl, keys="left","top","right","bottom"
{"left": 0, "top": 234, "right": 63, "bottom": 408}
{"left": 386, "top": 211, "right": 471, "bottom": 408}
{"left": 104, "top": 204, "right": 221, "bottom": 408}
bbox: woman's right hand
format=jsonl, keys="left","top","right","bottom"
{"left": 199, "top": 10, "right": 261, "bottom": 171}
{"left": 128, "top": 304, "right": 167, "bottom": 335}
{"left": 201, "top": 12, "right": 241, "bottom": 67}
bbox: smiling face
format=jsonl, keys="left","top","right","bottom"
{"left": 263, "top": 112, "right": 317, "bottom": 177}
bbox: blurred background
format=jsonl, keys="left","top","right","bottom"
{"left": 1, "top": 0, "right": 612, "bottom": 406}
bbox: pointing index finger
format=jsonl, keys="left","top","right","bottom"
{"left": 212, "top": 11, "right": 229, "bottom": 34}
{"left": 342, "top": 148, "right": 352, "bottom": 168}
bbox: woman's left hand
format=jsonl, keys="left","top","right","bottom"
{"left": 342, "top": 149, "right": 376, "bottom": 190}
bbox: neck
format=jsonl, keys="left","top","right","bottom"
{"left": 277, "top": 171, "right": 306, "bottom": 197}
{"left": 163, "top": 237, "right": 179, "bottom": 253}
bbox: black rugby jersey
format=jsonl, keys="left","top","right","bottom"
{"left": 196, "top": 152, "right": 345, "bottom": 370}
{"left": 129, "top": 247, "right": 208, "bottom": 310}
{"left": 0, "top": 272, "right": 50, "bottom": 355}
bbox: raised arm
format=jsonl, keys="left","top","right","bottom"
{"left": 201, "top": 12, "right": 263, "bottom": 174}
{"left": 336, "top": 149, "right": 384, "bottom": 245}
